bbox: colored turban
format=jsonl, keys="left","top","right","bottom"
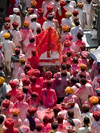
{"left": 65, "top": 86, "right": 74, "bottom": 94}
{"left": 3, "top": 33, "right": 10, "bottom": 39}
{"left": 28, "top": 106, "right": 37, "bottom": 115}
{"left": 11, "top": 108, "right": 20, "bottom": 115}
{"left": 4, "top": 118, "right": 15, "bottom": 129}
{"left": 89, "top": 96, "right": 99, "bottom": 104}
{"left": 31, "top": 0, "right": 37, "bottom": 7}
{"left": 13, "top": 8, "right": 19, "bottom": 13}
{"left": 60, "top": 0, "right": 66, "bottom": 6}
{"left": 25, "top": 64, "right": 31, "bottom": 70}
{"left": 14, "top": 47, "right": 20, "bottom": 52}
{"left": 96, "top": 87, "right": 100, "bottom": 96}
{"left": 27, "top": 8, "right": 34, "bottom": 14}
{"left": 20, "top": 125, "right": 30, "bottom": 133}
{"left": 22, "top": 77, "right": 30, "bottom": 86}
{"left": 45, "top": 71, "right": 52, "bottom": 80}
{"left": 31, "top": 92, "right": 39, "bottom": 97}
{"left": 30, "top": 76, "right": 36, "bottom": 83}
{"left": 38, "top": 8, "right": 44, "bottom": 15}
{"left": 65, "top": 12, "right": 72, "bottom": 18}
{"left": 5, "top": 17, "right": 11, "bottom": 22}
{"left": 0, "top": 77, "right": 5, "bottom": 84}
{"left": 97, "top": 77, "right": 100, "bottom": 83}
{"left": 93, "top": 111, "right": 100, "bottom": 120}
{"left": 64, "top": 40, "right": 71, "bottom": 47}
{"left": 27, "top": 69, "right": 35, "bottom": 77}
{"left": 62, "top": 25, "right": 69, "bottom": 32}
{"left": 24, "top": 21, "right": 30, "bottom": 27}
{"left": 72, "top": 10, "right": 79, "bottom": 16}
{"left": 16, "top": 92, "right": 24, "bottom": 101}
{"left": 2, "top": 99, "right": 10, "bottom": 108}
{"left": 9, "top": 81, "right": 17, "bottom": 88}
{"left": 79, "top": 63, "right": 87, "bottom": 69}
{"left": 81, "top": 51, "right": 89, "bottom": 58}
{"left": 0, "top": 44, "right": 2, "bottom": 50}
{"left": 79, "top": 72, "right": 86, "bottom": 78}
{"left": 9, "top": 0, "right": 16, "bottom": 5}
{"left": 19, "top": 57, "right": 26, "bottom": 62}
{"left": 47, "top": 4, "right": 53, "bottom": 12}
{"left": 82, "top": 103, "right": 90, "bottom": 111}
{"left": 47, "top": 13, "right": 54, "bottom": 19}
{"left": 12, "top": 22, "right": 19, "bottom": 27}
{"left": 77, "top": 1, "right": 84, "bottom": 8}
{"left": 30, "top": 14, "right": 37, "bottom": 19}
{"left": 68, "top": 99, "right": 75, "bottom": 107}
{"left": 66, "top": 34, "right": 73, "bottom": 41}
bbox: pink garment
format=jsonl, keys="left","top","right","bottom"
{"left": 36, "top": 77, "right": 44, "bottom": 88}
{"left": 17, "top": 66, "right": 25, "bottom": 80}
{"left": 71, "top": 64, "right": 81, "bottom": 76}
{"left": 0, "top": 51, "right": 4, "bottom": 66}
{"left": 14, "top": 101, "right": 29, "bottom": 123}
{"left": 57, "top": 124, "right": 67, "bottom": 133}
{"left": 29, "top": 83, "right": 41, "bottom": 95}
{"left": 20, "top": 28, "right": 33, "bottom": 52}
{"left": 74, "top": 40, "right": 86, "bottom": 53}
{"left": 26, "top": 55, "right": 39, "bottom": 69}
{"left": 25, "top": 43, "right": 36, "bottom": 59}
{"left": 91, "top": 61, "right": 99, "bottom": 81}
{"left": 63, "top": 94, "right": 80, "bottom": 107}
{"left": 39, "top": 88, "right": 57, "bottom": 108}
{"left": 78, "top": 58, "right": 89, "bottom": 67}
{"left": 62, "top": 47, "right": 75, "bottom": 57}
{"left": 27, "top": 97, "right": 39, "bottom": 108}
{"left": 52, "top": 19, "right": 59, "bottom": 30}
{"left": 9, "top": 89, "right": 21, "bottom": 103}
{"left": 75, "top": 84, "right": 93, "bottom": 104}
{"left": 12, "top": 116, "right": 22, "bottom": 130}
{"left": 61, "top": 32, "right": 69, "bottom": 44}
{"left": 4, "top": 128, "right": 20, "bottom": 133}
{"left": 54, "top": 71, "right": 71, "bottom": 80}
{"left": 25, "top": 15, "right": 31, "bottom": 23}
{"left": 77, "top": 71, "right": 91, "bottom": 81}
{"left": 41, "top": 123, "right": 52, "bottom": 133}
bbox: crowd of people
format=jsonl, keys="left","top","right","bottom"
{"left": 0, "top": 0, "right": 100, "bottom": 132}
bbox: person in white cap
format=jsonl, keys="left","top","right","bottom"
{"left": 9, "top": 8, "right": 21, "bottom": 29}
{"left": 20, "top": 125, "right": 30, "bottom": 133}
{"left": 29, "top": 14, "right": 41, "bottom": 35}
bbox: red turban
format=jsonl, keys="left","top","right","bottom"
{"left": 22, "top": 77, "right": 30, "bottom": 86}
{"left": 79, "top": 72, "right": 86, "bottom": 78}
{"left": 66, "top": 34, "right": 73, "bottom": 41}
{"left": 34, "top": 69, "right": 40, "bottom": 77}
{"left": 12, "top": 22, "right": 19, "bottom": 27}
{"left": 72, "top": 10, "right": 79, "bottom": 16}
{"left": 64, "top": 40, "right": 71, "bottom": 47}
{"left": 93, "top": 111, "right": 100, "bottom": 120}
{"left": 2, "top": 99, "right": 10, "bottom": 108}
{"left": 9, "top": 0, "right": 16, "bottom": 5}
{"left": 4, "top": 118, "right": 15, "bottom": 129}
{"left": 28, "top": 106, "right": 37, "bottom": 115}
{"left": 25, "top": 64, "right": 31, "bottom": 70}
{"left": 31, "top": 92, "right": 39, "bottom": 97}
{"left": 16, "top": 92, "right": 24, "bottom": 101}
{"left": 9, "top": 81, "right": 17, "bottom": 88}
{"left": 97, "top": 77, "right": 100, "bottom": 83}
{"left": 47, "top": 4, "right": 53, "bottom": 12}
{"left": 30, "top": 76, "right": 36, "bottom": 83}
{"left": 38, "top": 8, "right": 44, "bottom": 15}
{"left": 60, "top": 0, "right": 66, "bottom": 6}
{"left": 45, "top": 71, "right": 52, "bottom": 80}
{"left": 14, "top": 47, "right": 20, "bottom": 52}
{"left": 5, "top": 17, "right": 11, "bottom": 22}
{"left": 27, "top": 69, "right": 35, "bottom": 77}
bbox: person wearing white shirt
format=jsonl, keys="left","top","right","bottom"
{"left": 64, "top": 0, "right": 74, "bottom": 13}
{"left": 30, "top": 14, "right": 41, "bottom": 35}
{"left": 61, "top": 11, "right": 72, "bottom": 28}
{"left": 51, "top": 122, "right": 62, "bottom": 133}
{"left": 42, "top": 13, "right": 55, "bottom": 30}
{"left": 9, "top": 8, "right": 21, "bottom": 29}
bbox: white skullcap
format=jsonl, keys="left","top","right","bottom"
{"left": 13, "top": 8, "right": 19, "bottom": 13}
{"left": 30, "top": 14, "right": 37, "bottom": 19}
{"left": 20, "top": 125, "right": 30, "bottom": 133}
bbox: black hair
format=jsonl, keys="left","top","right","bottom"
{"left": 23, "top": 86, "right": 29, "bottom": 94}
{"left": 75, "top": 20, "right": 80, "bottom": 26}
{"left": 61, "top": 64, "right": 67, "bottom": 70}
{"left": 0, "top": 116, "right": 4, "bottom": 124}
{"left": 0, "top": 66, "right": 3, "bottom": 70}
{"left": 83, "top": 117, "right": 90, "bottom": 125}
{"left": 80, "top": 78, "right": 86, "bottom": 85}
{"left": 51, "top": 122, "right": 58, "bottom": 130}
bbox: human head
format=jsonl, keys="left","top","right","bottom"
{"left": 31, "top": 92, "right": 39, "bottom": 100}
{"left": 45, "top": 71, "right": 52, "bottom": 80}
{"left": 35, "top": 124, "right": 42, "bottom": 132}
{"left": 11, "top": 108, "right": 20, "bottom": 116}
{"left": 65, "top": 86, "right": 74, "bottom": 94}
{"left": 93, "top": 111, "right": 100, "bottom": 121}
{"left": 47, "top": 13, "right": 54, "bottom": 21}
{"left": 9, "top": 81, "right": 18, "bottom": 89}
{"left": 53, "top": 106, "right": 61, "bottom": 116}
{"left": 51, "top": 122, "right": 58, "bottom": 130}
{"left": 31, "top": 0, "right": 37, "bottom": 7}
{"left": 60, "top": 0, "right": 66, "bottom": 7}
{"left": 37, "top": 28, "right": 41, "bottom": 34}
{"left": 86, "top": 0, "right": 91, "bottom": 4}
{"left": 22, "top": 77, "right": 30, "bottom": 86}
{"left": 79, "top": 63, "right": 87, "bottom": 71}
{"left": 2, "top": 99, "right": 10, "bottom": 108}
{"left": 3, "top": 32, "right": 10, "bottom": 40}
{"left": 57, "top": 114, "right": 64, "bottom": 124}
{"left": 89, "top": 96, "right": 99, "bottom": 105}
{"left": 30, "top": 14, "right": 37, "bottom": 22}
{"left": 29, "top": 37, "right": 35, "bottom": 43}
{"left": 73, "top": 57, "right": 78, "bottom": 64}
{"left": 24, "top": 21, "right": 30, "bottom": 27}
{"left": 25, "top": 64, "right": 31, "bottom": 73}
{"left": 9, "top": 0, "right": 16, "bottom": 5}
{"left": 82, "top": 104, "right": 90, "bottom": 113}
{"left": 65, "top": 12, "right": 72, "bottom": 18}
{"left": 5, "top": 17, "right": 11, "bottom": 23}
{"left": 27, "top": 8, "right": 34, "bottom": 15}
{"left": 12, "top": 22, "right": 19, "bottom": 29}
{"left": 0, "top": 77, "right": 5, "bottom": 86}
{"left": 5, "top": 92, "right": 11, "bottom": 100}
{"left": 30, "top": 76, "right": 36, "bottom": 83}
{"left": 71, "top": 77, "right": 78, "bottom": 85}
{"left": 68, "top": 111, "right": 74, "bottom": 118}
{"left": 4, "top": 118, "right": 15, "bottom": 129}
{"left": 13, "top": 8, "right": 19, "bottom": 14}
{"left": 77, "top": 32, "right": 83, "bottom": 40}
{"left": 16, "top": 92, "right": 24, "bottom": 101}
{"left": 83, "top": 117, "right": 90, "bottom": 125}
{"left": 32, "top": 49, "right": 36, "bottom": 56}
{"left": 22, "top": 86, "right": 29, "bottom": 94}
{"left": 43, "top": 116, "right": 50, "bottom": 123}
{"left": 28, "top": 106, "right": 37, "bottom": 116}
{"left": 0, "top": 65, "right": 3, "bottom": 71}
{"left": 77, "top": 1, "right": 84, "bottom": 8}
{"left": 38, "top": 8, "right": 44, "bottom": 16}
{"left": 61, "top": 70, "right": 67, "bottom": 77}
{"left": 62, "top": 25, "right": 69, "bottom": 32}
{"left": 80, "top": 78, "right": 86, "bottom": 85}
{"left": 72, "top": 10, "right": 79, "bottom": 17}
{"left": 46, "top": 80, "right": 52, "bottom": 88}
{"left": 14, "top": 47, "right": 20, "bottom": 55}
{"left": 61, "top": 64, "right": 67, "bottom": 70}
{"left": 0, "top": 116, "right": 4, "bottom": 124}
{"left": 47, "top": 4, "right": 53, "bottom": 12}
{"left": 74, "top": 20, "right": 80, "bottom": 26}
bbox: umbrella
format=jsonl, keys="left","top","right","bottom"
{"left": 90, "top": 49, "right": 100, "bottom": 63}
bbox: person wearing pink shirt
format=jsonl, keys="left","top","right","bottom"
{"left": 74, "top": 32, "right": 86, "bottom": 53}
{"left": 75, "top": 78, "right": 93, "bottom": 105}
{"left": 57, "top": 114, "right": 67, "bottom": 133}
{"left": 23, "top": 106, "right": 40, "bottom": 132}
{"left": 26, "top": 92, "right": 40, "bottom": 108}
{"left": 20, "top": 21, "right": 33, "bottom": 53}
{"left": 41, "top": 116, "right": 52, "bottom": 133}
{"left": 40, "top": 80, "right": 57, "bottom": 108}
{"left": 26, "top": 49, "right": 39, "bottom": 69}
{"left": 28, "top": 76, "right": 41, "bottom": 95}
{"left": 9, "top": 81, "right": 21, "bottom": 103}
{"left": 14, "top": 92, "right": 29, "bottom": 123}
{"left": 25, "top": 37, "right": 36, "bottom": 60}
